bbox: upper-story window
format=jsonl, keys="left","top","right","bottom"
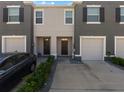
{"left": 87, "top": 7, "right": 100, "bottom": 22}
{"left": 64, "top": 9, "right": 74, "bottom": 25}
{"left": 83, "top": 5, "right": 104, "bottom": 24}
{"left": 3, "top": 5, "right": 24, "bottom": 24}
{"left": 116, "top": 6, "right": 124, "bottom": 24}
{"left": 35, "top": 10, "right": 43, "bottom": 24}
{"left": 8, "top": 7, "right": 19, "bottom": 22}
{"left": 120, "top": 7, "right": 124, "bottom": 22}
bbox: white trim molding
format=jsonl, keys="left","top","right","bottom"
{"left": 105, "top": 55, "right": 115, "bottom": 57}
{"left": 7, "top": 22, "right": 20, "bottom": 24}
{"left": 7, "top": 5, "right": 21, "bottom": 8}
{"left": 80, "top": 36, "right": 106, "bottom": 60}
{"left": 120, "top": 5, "right": 124, "bottom": 7}
{"left": 2, "top": 35, "right": 27, "bottom": 53}
{"left": 87, "top": 22, "right": 101, "bottom": 24}
{"left": 75, "top": 55, "right": 81, "bottom": 57}
{"left": 86, "top": 5, "right": 101, "bottom": 7}
{"left": 64, "top": 9, "right": 74, "bottom": 25}
{"left": 34, "top": 9, "right": 44, "bottom": 25}
{"left": 119, "top": 22, "right": 124, "bottom": 24}
{"left": 114, "top": 36, "right": 124, "bottom": 56}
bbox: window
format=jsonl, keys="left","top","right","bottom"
{"left": 8, "top": 7, "right": 19, "bottom": 22}
{"left": 120, "top": 7, "right": 124, "bottom": 22}
{"left": 87, "top": 7, "right": 100, "bottom": 22}
{"left": 3, "top": 5, "right": 24, "bottom": 24}
{"left": 0, "top": 58, "right": 14, "bottom": 70}
{"left": 36, "top": 11, "right": 43, "bottom": 24}
{"left": 65, "top": 10, "right": 73, "bottom": 24}
{"left": 13, "top": 53, "right": 28, "bottom": 64}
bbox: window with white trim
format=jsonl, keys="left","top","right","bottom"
{"left": 87, "top": 7, "right": 100, "bottom": 22}
{"left": 65, "top": 10, "right": 73, "bottom": 24}
{"left": 8, "top": 7, "right": 19, "bottom": 22}
{"left": 120, "top": 7, "right": 124, "bottom": 22}
{"left": 36, "top": 11, "right": 43, "bottom": 24}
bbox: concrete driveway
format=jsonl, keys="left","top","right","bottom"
{"left": 50, "top": 60, "right": 124, "bottom": 92}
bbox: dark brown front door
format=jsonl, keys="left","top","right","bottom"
{"left": 43, "top": 38, "right": 50, "bottom": 55}
{"left": 61, "top": 40, "right": 68, "bottom": 55}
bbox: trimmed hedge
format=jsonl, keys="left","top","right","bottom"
{"left": 17, "top": 56, "right": 54, "bottom": 92}
{"left": 111, "top": 57, "right": 124, "bottom": 66}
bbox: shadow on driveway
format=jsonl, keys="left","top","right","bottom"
{"left": 0, "top": 69, "right": 28, "bottom": 92}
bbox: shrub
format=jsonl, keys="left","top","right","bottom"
{"left": 111, "top": 57, "right": 124, "bottom": 66}
{"left": 17, "top": 56, "right": 54, "bottom": 92}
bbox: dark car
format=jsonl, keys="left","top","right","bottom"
{"left": 0, "top": 53, "right": 37, "bottom": 85}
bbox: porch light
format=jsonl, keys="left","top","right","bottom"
{"left": 61, "top": 38, "right": 68, "bottom": 41}
{"left": 44, "top": 38, "right": 49, "bottom": 41}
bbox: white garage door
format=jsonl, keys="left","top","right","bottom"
{"left": 81, "top": 37, "right": 104, "bottom": 60}
{"left": 115, "top": 38, "right": 124, "bottom": 58}
{"left": 2, "top": 36, "right": 26, "bottom": 53}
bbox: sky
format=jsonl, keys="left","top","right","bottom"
{"left": 34, "top": 1, "right": 73, "bottom": 5}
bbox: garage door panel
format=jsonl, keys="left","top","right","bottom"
{"left": 116, "top": 38, "right": 124, "bottom": 58}
{"left": 81, "top": 38, "right": 104, "bottom": 60}
{"left": 3, "top": 37, "right": 26, "bottom": 53}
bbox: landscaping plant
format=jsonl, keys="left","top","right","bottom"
{"left": 111, "top": 57, "right": 124, "bottom": 66}
{"left": 17, "top": 56, "right": 54, "bottom": 92}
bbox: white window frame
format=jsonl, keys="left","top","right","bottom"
{"left": 34, "top": 9, "right": 44, "bottom": 25}
{"left": 120, "top": 5, "right": 124, "bottom": 24}
{"left": 86, "top": 5, "right": 101, "bottom": 24}
{"left": 6, "top": 5, "right": 20, "bottom": 24}
{"left": 80, "top": 36, "right": 106, "bottom": 60}
{"left": 64, "top": 9, "right": 74, "bottom": 25}
{"left": 2, "top": 35, "right": 27, "bottom": 53}
{"left": 86, "top": 5, "right": 101, "bottom": 8}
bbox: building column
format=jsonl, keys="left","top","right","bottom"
{"left": 34, "top": 36, "right": 37, "bottom": 55}
{"left": 51, "top": 36, "right": 57, "bottom": 59}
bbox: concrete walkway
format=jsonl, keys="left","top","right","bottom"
{"left": 50, "top": 60, "right": 124, "bottom": 92}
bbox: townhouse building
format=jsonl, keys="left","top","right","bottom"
{"left": 1, "top": 1, "right": 124, "bottom": 61}
{"left": 33, "top": 5, "right": 74, "bottom": 58}
{"left": 74, "top": 1, "right": 124, "bottom": 60}
{"left": 0, "top": 1, "right": 33, "bottom": 53}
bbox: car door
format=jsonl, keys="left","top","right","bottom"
{"left": 12, "top": 54, "right": 26, "bottom": 70}
{"left": 3, "top": 54, "right": 25, "bottom": 75}
{"left": 0, "top": 59, "right": 13, "bottom": 71}
{"left": 13, "top": 54, "right": 30, "bottom": 70}
{"left": 0, "top": 57, "right": 16, "bottom": 79}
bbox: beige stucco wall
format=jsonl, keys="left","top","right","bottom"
{"left": 34, "top": 6, "right": 74, "bottom": 57}
{"left": 34, "top": 7, "right": 74, "bottom": 36}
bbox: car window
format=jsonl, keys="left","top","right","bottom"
{"left": 0, "top": 58, "right": 14, "bottom": 70}
{"left": 13, "top": 54, "right": 29, "bottom": 64}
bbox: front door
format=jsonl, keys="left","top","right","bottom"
{"left": 61, "top": 40, "right": 68, "bottom": 55}
{"left": 43, "top": 38, "right": 50, "bottom": 55}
